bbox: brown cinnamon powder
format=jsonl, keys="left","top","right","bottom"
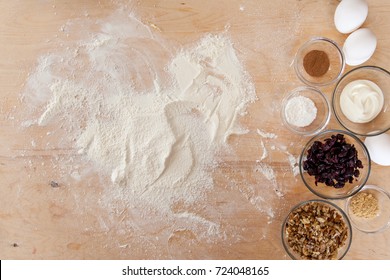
{"left": 303, "top": 50, "right": 330, "bottom": 77}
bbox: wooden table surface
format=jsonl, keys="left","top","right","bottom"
{"left": 1, "top": 0, "right": 389, "bottom": 260}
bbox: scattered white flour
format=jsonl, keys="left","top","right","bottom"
{"left": 174, "top": 211, "right": 222, "bottom": 239}
{"left": 27, "top": 14, "right": 257, "bottom": 217}
{"left": 253, "top": 129, "right": 286, "bottom": 196}
{"left": 259, "top": 140, "right": 268, "bottom": 160}
{"left": 286, "top": 152, "right": 299, "bottom": 177}
{"left": 254, "top": 162, "right": 283, "bottom": 197}
{"left": 285, "top": 95, "right": 317, "bottom": 127}
{"left": 256, "top": 163, "right": 275, "bottom": 183}
{"left": 256, "top": 128, "right": 277, "bottom": 139}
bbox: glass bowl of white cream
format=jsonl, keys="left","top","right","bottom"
{"left": 332, "top": 66, "right": 390, "bottom": 136}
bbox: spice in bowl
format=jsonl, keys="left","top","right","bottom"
{"left": 350, "top": 191, "right": 379, "bottom": 218}
{"left": 284, "top": 201, "right": 350, "bottom": 260}
{"left": 294, "top": 37, "right": 345, "bottom": 87}
{"left": 302, "top": 133, "right": 363, "bottom": 188}
{"left": 303, "top": 50, "right": 330, "bottom": 77}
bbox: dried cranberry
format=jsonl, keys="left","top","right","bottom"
{"left": 303, "top": 134, "right": 363, "bottom": 189}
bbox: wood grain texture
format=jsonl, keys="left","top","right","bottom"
{"left": 0, "top": 0, "right": 389, "bottom": 260}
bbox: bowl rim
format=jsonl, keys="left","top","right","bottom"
{"left": 281, "top": 86, "right": 331, "bottom": 136}
{"left": 332, "top": 65, "right": 390, "bottom": 137}
{"left": 345, "top": 184, "right": 390, "bottom": 234}
{"left": 281, "top": 199, "right": 353, "bottom": 260}
{"left": 299, "top": 129, "right": 371, "bottom": 200}
{"left": 294, "top": 37, "right": 346, "bottom": 87}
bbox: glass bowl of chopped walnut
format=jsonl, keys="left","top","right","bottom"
{"left": 345, "top": 185, "right": 390, "bottom": 233}
{"left": 299, "top": 129, "right": 371, "bottom": 199}
{"left": 282, "top": 199, "right": 352, "bottom": 260}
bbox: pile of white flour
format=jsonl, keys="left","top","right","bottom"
{"left": 26, "top": 13, "right": 257, "bottom": 215}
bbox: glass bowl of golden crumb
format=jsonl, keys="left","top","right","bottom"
{"left": 345, "top": 185, "right": 390, "bottom": 233}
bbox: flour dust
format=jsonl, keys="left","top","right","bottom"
{"left": 21, "top": 11, "right": 262, "bottom": 248}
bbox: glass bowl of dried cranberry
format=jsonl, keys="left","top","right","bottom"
{"left": 299, "top": 130, "right": 371, "bottom": 199}
{"left": 282, "top": 199, "right": 352, "bottom": 260}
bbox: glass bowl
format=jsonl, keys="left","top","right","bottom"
{"left": 294, "top": 37, "right": 345, "bottom": 87}
{"left": 332, "top": 66, "right": 390, "bottom": 137}
{"left": 299, "top": 129, "right": 371, "bottom": 199}
{"left": 281, "top": 87, "right": 330, "bottom": 136}
{"left": 282, "top": 199, "right": 352, "bottom": 260}
{"left": 345, "top": 185, "right": 390, "bottom": 233}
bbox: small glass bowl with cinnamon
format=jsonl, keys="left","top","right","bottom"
{"left": 294, "top": 37, "right": 345, "bottom": 87}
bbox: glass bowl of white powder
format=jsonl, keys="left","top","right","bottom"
{"left": 281, "top": 86, "right": 330, "bottom": 136}
{"left": 332, "top": 66, "right": 390, "bottom": 137}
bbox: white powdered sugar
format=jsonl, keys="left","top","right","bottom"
{"left": 285, "top": 96, "right": 317, "bottom": 127}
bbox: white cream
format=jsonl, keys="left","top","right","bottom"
{"left": 340, "top": 79, "right": 384, "bottom": 123}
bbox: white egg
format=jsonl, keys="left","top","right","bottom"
{"left": 364, "top": 133, "right": 390, "bottom": 166}
{"left": 334, "top": 0, "right": 368, "bottom": 34}
{"left": 343, "top": 28, "right": 377, "bottom": 66}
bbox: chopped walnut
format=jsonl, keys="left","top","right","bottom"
{"left": 285, "top": 201, "right": 348, "bottom": 260}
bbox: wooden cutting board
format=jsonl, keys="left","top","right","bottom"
{"left": 0, "top": 0, "right": 389, "bottom": 259}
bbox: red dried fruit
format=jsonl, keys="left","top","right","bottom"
{"left": 303, "top": 134, "right": 363, "bottom": 189}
